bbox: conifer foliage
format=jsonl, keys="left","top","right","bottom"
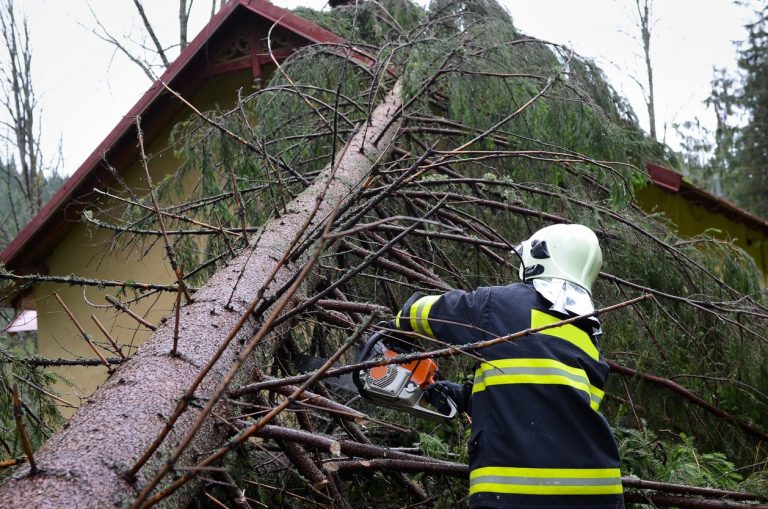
{"left": 686, "top": 4, "right": 768, "bottom": 218}
{"left": 730, "top": 4, "right": 768, "bottom": 217}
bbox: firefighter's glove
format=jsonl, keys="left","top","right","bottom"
{"left": 379, "top": 321, "right": 411, "bottom": 354}
{"left": 425, "top": 381, "right": 472, "bottom": 415}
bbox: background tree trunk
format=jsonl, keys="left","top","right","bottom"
{"left": 0, "top": 81, "right": 402, "bottom": 509}
{"left": 636, "top": 0, "right": 657, "bottom": 141}
{"left": 0, "top": 0, "right": 62, "bottom": 247}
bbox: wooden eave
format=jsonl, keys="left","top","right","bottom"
{"left": 0, "top": 0, "right": 344, "bottom": 275}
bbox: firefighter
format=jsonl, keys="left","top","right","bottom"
{"left": 393, "top": 223, "right": 625, "bottom": 509}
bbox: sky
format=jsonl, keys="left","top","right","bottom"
{"left": 7, "top": 0, "right": 757, "bottom": 177}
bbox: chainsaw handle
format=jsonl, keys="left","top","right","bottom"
{"left": 415, "top": 391, "right": 459, "bottom": 420}
{"left": 352, "top": 329, "right": 387, "bottom": 393}
{"left": 353, "top": 325, "right": 398, "bottom": 391}
{"left": 353, "top": 324, "right": 424, "bottom": 391}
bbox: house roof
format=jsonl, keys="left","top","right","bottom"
{"left": 0, "top": 0, "right": 345, "bottom": 274}
{"left": 645, "top": 162, "right": 768, "bottom": 237}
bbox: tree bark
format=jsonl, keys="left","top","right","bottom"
{"left": 0, "top": 81, "right": 403, "bottom": 508}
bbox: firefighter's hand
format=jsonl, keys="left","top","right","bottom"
{"left": 424, "top": 381, "right": 469, "bottom": 415}
{"left": 378, "top": 321, "right": 412, "bottom": 353}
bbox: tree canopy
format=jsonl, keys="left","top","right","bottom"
{"left": 683, "top": 3, "right": 768, "bottom": 218}
{"left": 729, "top": 3, "right": 768, "bottom": 217}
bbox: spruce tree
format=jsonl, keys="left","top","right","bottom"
{"left": 731, "top": 4, "right": 768, "bottom": 217}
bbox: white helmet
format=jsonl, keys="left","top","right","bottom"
{"left": 513, "top": 224, "right": 603, "bottom": 295}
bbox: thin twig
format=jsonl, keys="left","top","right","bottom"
{"left": 89, "top": 189, "right": 244, "bottom": 238}
{"left": 0, "top": 357, "right": 124, "bottom": 367}
{"left": 90, "top": 315, "right": 128, "bottom": 361}
{"left": 11, "top": 374, "right": 76, "bottom": 408}
{"left": 203, "top": 491, "right": 229, "bottom": 509}
{"left": 229, "top": 168, "right": 251, "bottom": 245}
{"left": 0, "top": 271, "right": 183, "bottom": 293}
{"left": 53, "top": 293, "right": 112, "bottom": 372}
{"left": 105, "top": 296, "right": 157, "bottom": 331}
{"left": 133, "top": 116, "right": 192, "bottom": 304}
{"left": 171, "top": 277, "right": 182, "bottom": 356}
{"left": 0, "top": 458, "right": 25, "bottom": 469}
{"left": 11, "top": 385, "right": 37, "bottom": 474}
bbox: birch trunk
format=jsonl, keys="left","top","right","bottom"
{"left": 0, "top": 81, "right": 403, "bottom": 508}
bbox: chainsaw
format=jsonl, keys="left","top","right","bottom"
{"left": 353, "top": 326, "right": 458, "bottom": 423}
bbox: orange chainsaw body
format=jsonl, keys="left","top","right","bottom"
{"left": 354, "top": 330, "right": 457, "bottom": 423}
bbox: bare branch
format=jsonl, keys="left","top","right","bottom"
{"left": 132, "top": 0, "right": 170, "bottom": 66}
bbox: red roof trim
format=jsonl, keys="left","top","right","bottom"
{"left": 0, "top": 0, "right": 344, "bottom": 271}
{"left": 645, "top": 162, "right": 682, "bottom": 192}
{"left": 243, "top": 0, "right": 343, "bottom": 45}
{"left": 645, "top": 161, "right": 768, "bottom": 235}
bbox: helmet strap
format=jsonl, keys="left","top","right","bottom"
{"left": 524, "top": 264, "right": 545, "bottom": 278}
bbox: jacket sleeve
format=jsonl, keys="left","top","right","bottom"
{"left": 394, "top": 288, "right": 491, "bottom": 345}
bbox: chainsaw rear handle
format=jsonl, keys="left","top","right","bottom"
{"left": 413, "top": 388, "right": 459, "bottom": 421}
{"left": 353, "top": 325, "right": 400, "bottom": 392}
{"left": 424, "top": 381, "right": 470, "bottom": 415}
{"left": 352, "top": 328, "right": 387, "bottom": 393}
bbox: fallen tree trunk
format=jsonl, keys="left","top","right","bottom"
{"left": 0, "top": 81, "right": 403, "bottom": 508}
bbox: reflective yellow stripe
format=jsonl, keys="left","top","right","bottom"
{"left": 472, "top": 358, "right": 604, "bottom": 412}
{"left": 471, "top": 466, "right": 622, "bottom": 479}
{"left": 470, "top": 482, "right": 623, "bottom": 496}
{"left": 469, "top": 466, "right": 623, "bottom": 496}
{"left": 531, "top": 310, "right": 599, "bottom": 361}
{"left": 408, "top": 295, "right": 440, "bottom": 338}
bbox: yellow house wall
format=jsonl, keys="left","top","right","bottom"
{"left": 635, "top": 185, "right": 768, "bottom": 287}
{"left": 34, "top": 69, "right": 260, "bottom": 415}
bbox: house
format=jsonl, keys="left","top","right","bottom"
{"left": 636, "top": 163, "right": 768, "bottom": 286}
{"left": 0, "top": 0, "right": 347, "bottom": 414}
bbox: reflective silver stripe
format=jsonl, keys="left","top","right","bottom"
{"left": 408, "top": 295, "right": 439, "bottom": 337}
{"left": 475, "top": 366, "right": 589, "bottom": 386}
{"left": 413, "top": 298, "right": 429, "bottom": 335}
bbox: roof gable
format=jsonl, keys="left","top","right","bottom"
{"left": 1, "top": 0, "right": 343, "bottom": 273}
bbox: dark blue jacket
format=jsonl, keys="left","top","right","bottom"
{"left": 396, "top": 282, "right": 624, "bottom": 509}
